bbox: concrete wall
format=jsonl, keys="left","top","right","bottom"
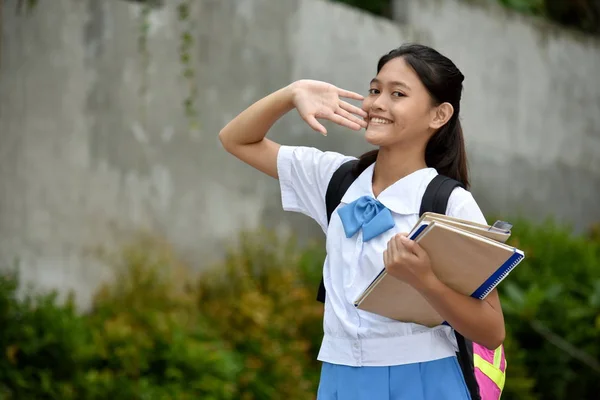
{"left": 394, "top": 0, "right": 600, "bottom": 234}
{"left": 1, "top": 0, "right": 599, "bottom": 307}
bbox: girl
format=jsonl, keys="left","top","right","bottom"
{"left": 219, "top": 43, "right": 505, "bottom": 400}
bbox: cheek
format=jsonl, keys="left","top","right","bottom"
{"left": 389, "top": 108, "right": 407, "bottom": 128}
{"left": 392, "top": 101, "right": 425, "bottom": 126}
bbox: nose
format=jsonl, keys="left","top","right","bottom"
{"left": 371, "top": 93, "right": 387, "bottom": 112}
{"left": 361, "top": 94, "right": 386, "bottom": 114}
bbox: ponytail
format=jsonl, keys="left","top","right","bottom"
{"left": 355, "top": 115, "right": 470, "bottom": 189}
{"left": 425, "top": 115, "right": 469, "bottom": 188}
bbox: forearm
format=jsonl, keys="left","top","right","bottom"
{"left": 415, "top": 276, "right": 505, "bottom": 350}
{"left": 219, "top": 86, "right": 295, "bottom": 149}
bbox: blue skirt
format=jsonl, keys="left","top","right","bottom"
{"left": 317, "top": 356, "right": 471, "bottom": 400}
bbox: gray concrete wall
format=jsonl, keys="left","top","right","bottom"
{"left": 394, "top": 0, "right": 600, "bottom": 234}
{"left": 1, "top": 0, "right": 599, "bottom": 307}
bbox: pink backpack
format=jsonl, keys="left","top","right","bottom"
{"left": 473, "top": 343, "right": 506, "bottom": 399}
{"left": 455, "top": 331, "right": 507, "bottom": 400}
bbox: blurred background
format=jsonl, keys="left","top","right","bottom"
{"left": 1, "top": 0, "right": 599, "bottom": 399}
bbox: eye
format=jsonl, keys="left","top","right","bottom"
{"left": 392, "top": 91, "right": 406, "bottom": 97}
{"left": 368, "top": 88, "right": 379, "bottom": 95}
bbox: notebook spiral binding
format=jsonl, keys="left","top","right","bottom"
{"left": 476, "top": 251, "right": 524, "bottom": 300}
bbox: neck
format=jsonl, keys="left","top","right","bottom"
{"left": 372, "top": 144, "right": 428, "bottom": 197}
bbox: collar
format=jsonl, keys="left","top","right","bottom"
{"left": 340, "top": 163, "right": 438, "bottom": 215}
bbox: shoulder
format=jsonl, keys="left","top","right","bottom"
{"left": 276, "top": 145, "right": 356, "bottom": 231}
{"left": 445, "top": 186, "right": 488, "bottom": 225}
{"left": 277, "top": 145, "right": 355, "bottom": 168}
{"left": 277, "top": 145, "right": 356, "bottom": 184}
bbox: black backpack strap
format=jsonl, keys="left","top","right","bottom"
{"left": 420, "top": 174, "right": 464, "bottom": 216}
{"left": 317, "top": 159, "right": 359, "bottom": 303}
{"left": 455, "top": 331, "right": 480, "bottom": 400}
{"left": 325, "top": 159, "right": 360, "bottom": 223}
{"left": 421, "top": 175, "right": 480, "bottom": 400}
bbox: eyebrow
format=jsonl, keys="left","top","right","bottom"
{"left": 370, "top": 78, "right": 411, "bottom": 91}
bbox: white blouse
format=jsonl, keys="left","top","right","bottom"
{"left": 277, "top": 145, "right": 488, "bottom": 367}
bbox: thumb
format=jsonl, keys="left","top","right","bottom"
{"left": 399, "top": 235, "right": 421, "bottom": 255}
{"left": 413, "top": 242, "right": 427, "bottom": 258}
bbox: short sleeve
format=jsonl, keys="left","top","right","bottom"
{"left": 445, "top": 187, "right": 488, "bottom": 226}
{"left": 277, "top": 145, "right": 355, "bottom": 232}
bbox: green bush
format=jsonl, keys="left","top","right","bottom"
{"left": 1, "top": 220, "right": 599, "bottom": 399}
{"left": 0, "top": 238, "right": 242, "bottom": 400}
{"left": 197, "top": 230, "right": 325, "bottom": 400}
{"left": 79, "top": 238, "right": 242, "bottom": 400}
{"left": 499, "top": 219, "right": 600, "bottom": 399}
{"left": 0, "top": 269, "right": 88, "bottom": 399}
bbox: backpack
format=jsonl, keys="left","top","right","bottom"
{"left": 317, "top": 159, "right": 507, "bottom": 400}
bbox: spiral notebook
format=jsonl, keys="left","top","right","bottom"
{"left": 354, "top": 220, "right": 525, "bottom": 327}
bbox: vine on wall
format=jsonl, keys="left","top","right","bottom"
{"left": 15, "top": 0, "right": 200, "bottom": 130}
{"left": 137, "top": 3, "right": 152, "bottom": 125}
{"left": 16, "top": 0, "right": 38, "bottom": 13}
{"left": 177, "top": 0, "right": 199, "bottom": 132}
{"left": 134, "top": 0, "right": 199, "bottom": 131}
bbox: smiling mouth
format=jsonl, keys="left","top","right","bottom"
{"left": 369, "top": 117, "right": 393, "bottom": 125}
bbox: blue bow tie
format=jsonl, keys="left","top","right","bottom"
{"left": 337, "top": 196, "right": 395, "bottom": 241}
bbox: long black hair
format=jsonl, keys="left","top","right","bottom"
{"left": 357, "top": 43, "right": 470, "bottom": 188}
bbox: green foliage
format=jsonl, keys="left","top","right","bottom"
{"left": 500, "top": 330, "right": 539, "bottom": 400}
{"left": 0, "top": 269, "right": 88, "bottom": 399}
{"left": 0, "top": 238, "right": 242, "bottom": 400}
{"left": 332, "top": 0, "right": 599, "bottom": 36}
{"left": 497, "top": 0, "right": 546, "bottom": 15}
{"left": 1, "top": 221, "right": 599, "bottom": 399}
{"left": 197, "top": 230, "right": 326, "bottom": 400}
{"left": 332, "top": 0, "right": 393, "bottom": 18}
{"left": 80, "top": 237, "right": 242, "bottom": 400}
{"left": 499, "top": 219, "right": 600, "bottom": 399}
{"left": 497, "top": 0, "right": 600, "bottom": 35}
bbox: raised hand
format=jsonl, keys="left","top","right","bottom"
{"left": 290, "top": 79, "right": 369, "bottom": 135}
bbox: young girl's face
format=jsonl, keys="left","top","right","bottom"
{"left": 361, "top": 57, "right": 437, "bottom": 149}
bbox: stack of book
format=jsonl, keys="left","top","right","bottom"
{"left": 354, "top": 212, "right": 525, "bottom": 327}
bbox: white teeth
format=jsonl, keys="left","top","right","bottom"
{"left": 370, "top": 117, "right": 392, "bottom": 124}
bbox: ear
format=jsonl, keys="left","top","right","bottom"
{"left": 429, "top": 102, "right": 454, "bottom": 130}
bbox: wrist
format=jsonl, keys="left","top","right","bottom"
{"left": 284, "top": 81, "right": 302, "bottom": 108}
{"left": 270, "top": 85, "right": 296, "bottom": 115}
{"left": 286, "top": 79, "right": 314, "bottom": 108}
{"left": 414, "top": 272, "right": 442, "bottom": 294}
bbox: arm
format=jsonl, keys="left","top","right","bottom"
{"left": 385, "top": 234, "right": 505, "bottom": 350}
{"left": 219, "top": 80, "right": 368, "bottom": 179}
{"left": 218, "top": 87, "right": 293, "bottom": 179}
{"left": 414, "top": 271, "right": 504, "bottom": 350}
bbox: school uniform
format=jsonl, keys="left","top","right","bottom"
{"left": 277, "top": 145, "right": 487, "bottom": 400}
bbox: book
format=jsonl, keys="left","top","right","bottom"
{"left": 416, "top": 212, "right": 512, "bottom": 243}
{"left": 353, "top": 220, "right": 525, "bottom": 327}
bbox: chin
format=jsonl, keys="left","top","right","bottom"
{"left": 364, "top": 128, "right": 389, "bottom": 146}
